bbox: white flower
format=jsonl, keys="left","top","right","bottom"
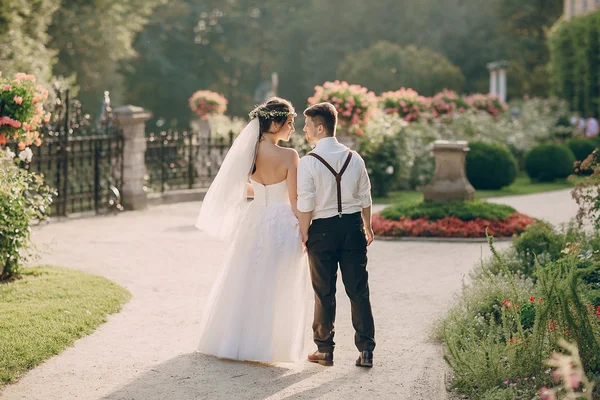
{"left": 19, "top": 147, "right": 33, "bottom": 163}
{"left": 4, "top": 148, "right": 15, "bottom": 160}
{"left": 385, "top": 166, "right": 394, "bottom": 174}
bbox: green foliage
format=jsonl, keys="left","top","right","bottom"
{"left": 567, "top": 138, "right": 598, "bottom": 162}
{"left": 0, "top": 159, "right": 54, "bottom": 281}
{"left": 48, "top": 0, "right": 160, "bottom": 111}
{"left": 337, "top": 41, "right": 464, "bottom": 96}
{"left": 511, "top": 220, "right": 570, "bottom": 276}
{"left": 359, "top": 132, "right": 401, "bottom": 198}
{"left": 549, "top": 11, "right": 600, "bottom": 117}
{"left": 0, "top": 0, "right": 59, "bottom": 84}
{"left": 441, "top": 234, "right": 600, "bottom": 399}
{"left": 466, "top": 141, "right": 518, "bottom": 190}
{"left": 525, "top": 143, "right": 576, "bottom": 182}
{"left": 380, "top": 201, "right": 516, "bottom": 222}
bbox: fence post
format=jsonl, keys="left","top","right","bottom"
{"left": 113, "top": 105, "right": 152, "bottom": 210}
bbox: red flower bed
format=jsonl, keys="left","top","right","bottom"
{"left": 373, "top": 212, "right": 534, "bottom": 238}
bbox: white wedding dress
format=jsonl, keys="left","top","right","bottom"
{"left": 197, "top": 179, "right": 309, "bottom": 363}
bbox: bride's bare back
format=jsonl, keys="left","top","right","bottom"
{"left": 251, "top": 141, "right": 300, "bottom": 216}
{"left": 252, "top": 142, "right": 293, "bottom": 185}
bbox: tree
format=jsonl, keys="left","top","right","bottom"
{"left": 495, "top": 0, "right": 563, "bottom": 98}
{"left": 124, "top": 0, "right": 293, "bottom": 125}
{"left": 337, "top": 41, "right": 464, "bottom": 95}
{"left": 47, "top": 0, "right": 159, "bottom": 111}
{"left": 0, "top": 0, "right": 59, "bottom": 83}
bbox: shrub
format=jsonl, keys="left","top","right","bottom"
{"left": 573, "top": 149, "right": 600, "bottom": 229}
{"left": 441, "top": 237, "right": 600, "bottom": 399}
{"left": 380, "top": 201, "right": 517, "bottom": 222}
{"left": 379, "top": 88, "right": 428, "bottom": 123}
{"left": 466, "top": 141, "right": 518, "bottom": 190}
{"left": 0, "top": 153, "right": 54, "bottom": 280}
{"left": 0, "top": 72, "right": 49, "bottom": 148}
{"left": 359, "top": 133, "right": 401, "bottom": 198}
{"left": 308, "top": 80, "right": 377, "bottom": 136}
{"left": 567, "top": 138, "right": 597, "bottom": 162}
{"left": 525, "top": 143, "right": 576, "bottom": 182}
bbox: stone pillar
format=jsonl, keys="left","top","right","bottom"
{"left": 489, "top": 70, "right": 498, "bottom": 97}
{"left": 498, "top": 68, "right": 507, "bottom": 104}
{"left": 423, "top": 140, "right": 475, "bottom": 202}
{"left": 113, "top": 105, "right": 152, "bottom": 210}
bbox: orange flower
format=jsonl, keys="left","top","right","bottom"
{"left": 0, "top": 134, "right": 6, "bottom": 145}
{"left": 13, "top": 96, "right": 23, "bottom": 105}
{"left": 529, "top": 296, "right": 536, "bottom": 303}
{"left": 18, "top": 142, "right": 26, "bottom": 151}
{"left": 35, "top": 137, "right": 42, "bottom": 147}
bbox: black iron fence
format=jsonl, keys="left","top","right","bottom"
{"left": 145, "top": 130, "right": 233, "bottom": 193}
{"left": 6, "top": 90, "right": 124, "bottom": 216}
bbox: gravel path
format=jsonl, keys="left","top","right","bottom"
{"left": 0, "top": 189, "right": 577, "bottom": 400}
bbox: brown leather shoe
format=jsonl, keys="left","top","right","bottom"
{"left": 355, "top": 350, "right": 373, "bottom": 368}
{"left": 307, "top": 350, "right": 334, "bottom": 366}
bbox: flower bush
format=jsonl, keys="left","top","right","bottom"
{"left": 438, "top": 223, "right": 600, "bottom": 399}
{"left": 0, "top": 149, "right": 54, "bottom": 281}
{"left": 188, "top": 90, "right": 228, "bottom": 120}
{"left": 573, "top": 149, "right": 600, "bottom": 230}
{"left": 379, "top": 88, "right": 428, "bottom": 123}
{"left": 429, "top": 89, "right": 470, "bottom": 118}
{"left": 373, "top": 209, "right": 533, "bottom": 238}
{"left": 0, "top": 72, "right": 49, "bottom": 150}
{"left": 0, "top": 72, "right": 54, "bottom": 281}
{"left": 308, "top": 80, "right": 377, "bottom": 136}
{"left": 467, "top": 93, "right": 506, "bottom": 117}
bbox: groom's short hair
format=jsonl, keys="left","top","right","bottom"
{"left": 304, "top": 103, "right": 337, "bottom": 136}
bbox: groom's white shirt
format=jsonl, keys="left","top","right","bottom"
{"left": 297, "top": 137, "right": 372, "bottom": 220}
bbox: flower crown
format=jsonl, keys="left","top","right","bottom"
{"left": 248, "top": 107, "right": 297, "bottom": 120}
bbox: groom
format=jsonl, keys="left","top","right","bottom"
{"left": 297, "top": 102, "right": 376, "bottom": 368}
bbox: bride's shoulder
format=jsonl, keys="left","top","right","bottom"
{"left": 277, "top": 146, "right": 299, "bottom": 159}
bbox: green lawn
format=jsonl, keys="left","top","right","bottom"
{"left": 373, "top": 175, "right": 584, "bottom": 205}
{"left": 0, "top": 266, "right": 130, "bottom": 386}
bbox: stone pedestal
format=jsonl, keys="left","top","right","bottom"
{"left": 423, "top": 140, "right": 475, "bottom": 202}
{"left": 336, "top": 128, "right": 359, "bottom": 150}
{"left": 190, "top": 118, "right": 212, "bottom": 140}
{"left": 113, "top": 105, "right": 152, "bottom": 210}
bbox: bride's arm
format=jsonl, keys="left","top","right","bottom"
{"left": 286, "top": 149, "right": 300, "bottom": 219}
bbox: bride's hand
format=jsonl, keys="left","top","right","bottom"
{"left": 301, "top": 234, "right": 308, "bottom": 253}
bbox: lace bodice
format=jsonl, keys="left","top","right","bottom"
{"left": 250, "top": 179, "right": 289, "bottom": 206}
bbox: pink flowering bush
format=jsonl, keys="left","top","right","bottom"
{"left": 308, "top": 80, "right": 377, "bottom": 136}
{"left": 379, "top": 88, "right": 428, "bottom": 123}
{"left": 467, "top": 93, "right": 507, "bottom": 117}
{"left": 0, "top": 72, "right": 49, "bottom": 151}
{"left": 428, "top": 89, "right": 470, "bottom": 118}
{"left": 188, "top": 90, "right": 228, "bottom": 120}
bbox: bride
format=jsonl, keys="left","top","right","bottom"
{"left": 195, "top": 97, "right": 309, "bottom": 363}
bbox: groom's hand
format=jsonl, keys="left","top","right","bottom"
{"left": 365, "top": 227, "right": 374, "bottom": 246}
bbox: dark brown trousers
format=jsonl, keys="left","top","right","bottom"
{"left": 306, "top": 212, "right": 375, "bottom": 353}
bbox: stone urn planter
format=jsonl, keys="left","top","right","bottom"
{"left": 423, "top": 140, "right": 475, "bottom": 202}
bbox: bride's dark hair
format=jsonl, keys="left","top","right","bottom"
{"left": 249, "top": 97, "right": 296, "bottom": 139}
{"left": 249, "top": 97, "right": 296, "bottom": 175}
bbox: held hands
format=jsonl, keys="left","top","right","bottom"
{"left": 301, "top": 233, "right": 308, "bottom": 253}
{"left": 365, "top": 227, "right": 374, "bottom": 246}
